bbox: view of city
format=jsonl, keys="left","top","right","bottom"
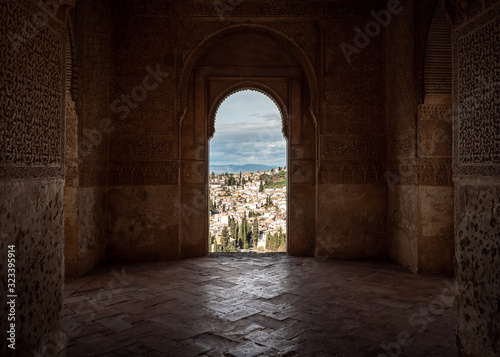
{"left": 209, "top": 167, "right": 287, "bottom": 252}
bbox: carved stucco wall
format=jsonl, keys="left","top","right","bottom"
{"left": 0, "top": 0, "right": 67, "bottom": 355}
{"left": 71, "top": 0, "right": 111, "bottom": 276}
{"left": 451, "top": 1, "right": 500, "bottom": 355}
{"left": 64, "top": 94, "right": 79, "bottom": 277}
{"left": 107, "top": 0, "right": 179, "bottom": 260}
{"left": 318, "top": 2, "right": 388, "bottom": 258}
{"left": 2, "top": 1, "right": 499, "bottom": 355}
{"left": 60, "top": 0, "right": 493, "bottom": 279}
{"left": 105, "top": 0, "right": 392, "bottom": 260}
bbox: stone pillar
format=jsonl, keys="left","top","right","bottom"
{"left": 0, "top": 1, "right": 71, "bottom": 355}
{"left": 179, "top": 74, "right": 209, "bottom": 258}
{"left": 448, "top": 1, "right": 500, "bottom": 355}
{"left": 416, "top": 102, "right": 454, "bottom": 273}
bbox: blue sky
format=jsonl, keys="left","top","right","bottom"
{"left": 210, "top": 90, "right": 286, "bottom": 167}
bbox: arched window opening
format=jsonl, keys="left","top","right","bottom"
{"left": 208, "top": 90, "right": 287, "bottom": 253}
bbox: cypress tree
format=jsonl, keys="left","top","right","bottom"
{"left": 221, "top": 226, "right": 229, "bottom": 252}
{"left": 239, "top": 220, "right": 245, "bottom": 248}
{"left": 252, "top": 218, "right": 259, "bottom": 247}
{"left": 241, "top": 213, "right": 248, "bottom": 248}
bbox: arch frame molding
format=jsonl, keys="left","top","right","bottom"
{"left": 178, "top": 26, "right": 318, "bottom": 258}
{"left": 178, "top": 24, "right": 319, "bottom": 120}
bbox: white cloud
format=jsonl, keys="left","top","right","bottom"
{"left": 210, "top": 90, "right": 286, "bottom": 166}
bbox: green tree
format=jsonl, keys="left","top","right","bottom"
{"left": 265, "top": 230, "right": 285, "bottom": 251}
{"left": 210, "top": 235, "right": 217, "bottom": 252}
{"left": 239, "top": 213, "right": 248, "bottom": 248}
{"left": 239, "top": 221, "right": 244, "bottom": 248}
{"left": 277, "top": 227, "right": 283, "bottom": 250}
{"left": 238, "top": 225, "right": 243, "bottom": 248}
{"left": 266, "top": 232, "right": 276, "bottom": 251}
{"left": 221, "top": 226, "right": 229, "bottom": 252}
{"left": 229, "top": 218, "right": 235, "bottom": 238}
{"left": 210, "top": 199, "right": 218, "bottom": 214}
{"left": 259, "top": 181, "right": 264, "bottom": 192}
{"left": 251, "top": 218, "right": 259, "bottom": 247}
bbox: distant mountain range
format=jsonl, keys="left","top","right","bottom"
{"left": 210, "top": 164, "right": 282, "bottom": 174}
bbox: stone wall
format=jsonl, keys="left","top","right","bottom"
{"left": 0, "top": 0, "right": 68, "bottom": 355}
{"left": 386, "top": 0, "right": 419, "bottom": 271}
{"left": 64, "top": 32, "right": 79, "bottom": 276}
{"left": 107, "top": 1, "right": 179, "bottom": 260}
{"left": 415, "top": 0, "right": 454, "bottom": 274}
{"left": 2, "top": 1, "right": 499, "bottom": 355}
{"left": 63, "top": 0, "right": 459, "bottom": 272}
{"left": 417, "top": 102, "right": 454, "bottom": 273}
{"left": 105, "top": 0, "right": 389, "bottom": 261}
{"left": 319, "top": 7, "right": 388, "bottom": 258}
{"left": 69, "top": 0, "right": 111, "bottom": 276}
{"left": 385, "top": 0, "right": 455, "bottom": 274}
{"left": 450, "top": 1, "right": 500, "bottom": 355}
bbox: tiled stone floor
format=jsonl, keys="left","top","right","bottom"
{"left": 64, "top": 253, "right": 457, "bottom": 357}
